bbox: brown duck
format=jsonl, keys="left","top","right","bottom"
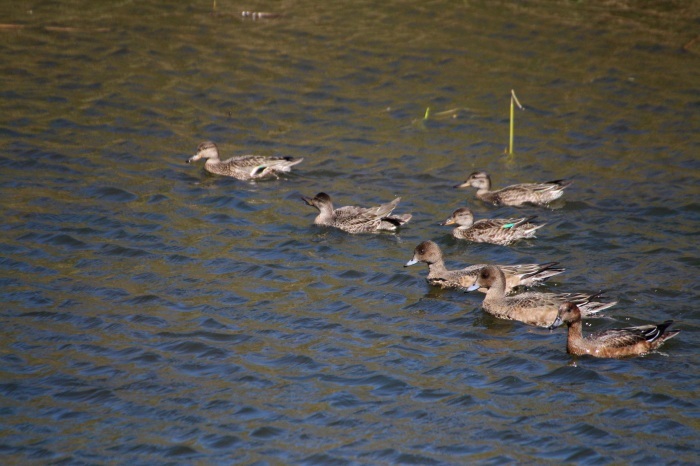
{"left": 302, "top": 192, "right": 411, "bottom": 234}
{"left": 186, "top": 141, "right": 303, "bottom": 180}
{"left": 466, "top": 265, "right": 617, "bottom": 327}
{"left": 441, "top": 208, "right": 545, "bottom": 246}
{"left": 549, "top": 302, "right": 679, "bottom": 358}
{"left": 404, "top": 240, "right": 564, "bottom": 293}
{"left": 455, "top": 171, "right": 572, "bottom": 206}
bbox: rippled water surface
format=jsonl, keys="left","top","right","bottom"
{"left": 1, "top": 0, "right": 699, "bottom": 464}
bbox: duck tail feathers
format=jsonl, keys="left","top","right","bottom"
{"left": 523, "top": 262, "right": 565, "bottom": 282}
{"left": 382, "top": 213, "right": 412, "bottom": 227}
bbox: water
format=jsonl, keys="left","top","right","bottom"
{"left": 1, "top": 1, "right": 699, "bottom": 464}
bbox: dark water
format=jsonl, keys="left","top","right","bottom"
{"left": 1, "top": 1, "right": 699, "bottom": 464}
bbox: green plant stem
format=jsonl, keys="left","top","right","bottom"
{"left": 509, "top": 94, "right": 514, "bottom": 154}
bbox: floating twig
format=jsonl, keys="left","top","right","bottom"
{"left": 683, "top": 35, "right": 699, "bottom": 52}
{"left": 432, "top": 108, "right": 469, "bottom": 118}
{"left": 241, "top": 11, "right": 282, "bottom": 20}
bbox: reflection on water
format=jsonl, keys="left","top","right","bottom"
{"left": 1, "top": 0, "right": 698, "bottom": 463}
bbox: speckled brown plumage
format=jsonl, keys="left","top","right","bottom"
{"left": 441, "top": 208, "right": 545, "bottom": 246}
{"left": 455, "top": 171, "right": 572, "bottom": 206}
{"left": 549, "top": 302, "right": 679, "bottom": 358}
{"left": 467, "top": 265, "right": 617, "bottom": 327}
{"left": 404, "top": 240, "right": 564, "bottom": 293}
{"left": 186, "top": 141, "right": 303, "bottom": 180}
{"left": 302, "top": 192, "right": 411, "bottom": 234}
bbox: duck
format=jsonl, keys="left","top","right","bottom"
{"left": 466, "top": 265, "right": 617, "bottom": 327}
{"left": 186, "top": 141, "right": 303, "bottom": 180}
{"left": 441, "top": 208, "right": 544, "bottom": 246}
{"left": 301, "top": 192, "right": 412, "bottom": 234}
{"left": 404, "top": 240, "right": 564, "bottom": 293}
{"left": 455, "top": 171, "right": 572, "bottom": 206}
{"left": 549, "top": 302, "right": 679, "bottom": 358}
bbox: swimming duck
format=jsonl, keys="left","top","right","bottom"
{"left": 455, "top": 171, "right": 572, "bottom": 206}
{"left": 549, "top": 302, "right": 679, "bottom": 358}
{"left": 301, "top": 192, "right": 412, "bottom": 234}
{"left": 404, "top": 240, "right": 564, "bottom": 293}
{"left": 466, "top": 265, "right": 617, "bottom": 327}
{"left": 441, "top": 208, "right": 544, "bottom": 246}
{"left": 186, "top": 141, "right": 303, "bottom": 180}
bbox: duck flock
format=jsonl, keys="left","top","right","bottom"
{"left": 187, "top": 141, "right": 679, "bottom": 359}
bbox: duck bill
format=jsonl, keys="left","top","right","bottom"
{"left": 440, "top": 218, "right": 456, "bottom": 226}
{"left": 186, "top": 153, "right": 203, "bottom": 164}
{"left": 404, "top": 258, "right": 418, "bottom": 267}
{"left": 453, "top": 181, "right": 469, "bottom": 189}
{"left": 301, "top": 196, "right": 315, "bottom": 207}
{"left": 466, "top": 283, "right": 480, "bottom": 292}
{"left": 548, "top": 316, "right": 563, "bottom": 330}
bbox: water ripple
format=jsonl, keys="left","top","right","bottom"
{"left": 84, "top": 186, "right": 138, "bottom": 203}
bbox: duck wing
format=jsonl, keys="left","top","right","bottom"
{"left": 594, "top": 321, "right": 675, "bottom": 348}
{"left": 222, "top": 155, "right": 280, "bottom": 168}
{"left": 333, "top": 198, "right": 400, "bottom": 228}
{"left": 467, "top": 217, "right": 542, "bottom": 245}
{"left": 593, "top": 327, "right": 653, "bottom": 348}
{"left": 493, "top": 180, "right": 572, "bottom": 205}
{"left": 500, "top": 262, "right": 564, "bottom": 286}
{"left": 223, "top": 155, "right": 302, "bottom": 178}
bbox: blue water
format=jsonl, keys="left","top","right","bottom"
{"left": 1, "top": 1, "right": 699, "bottom": 464}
